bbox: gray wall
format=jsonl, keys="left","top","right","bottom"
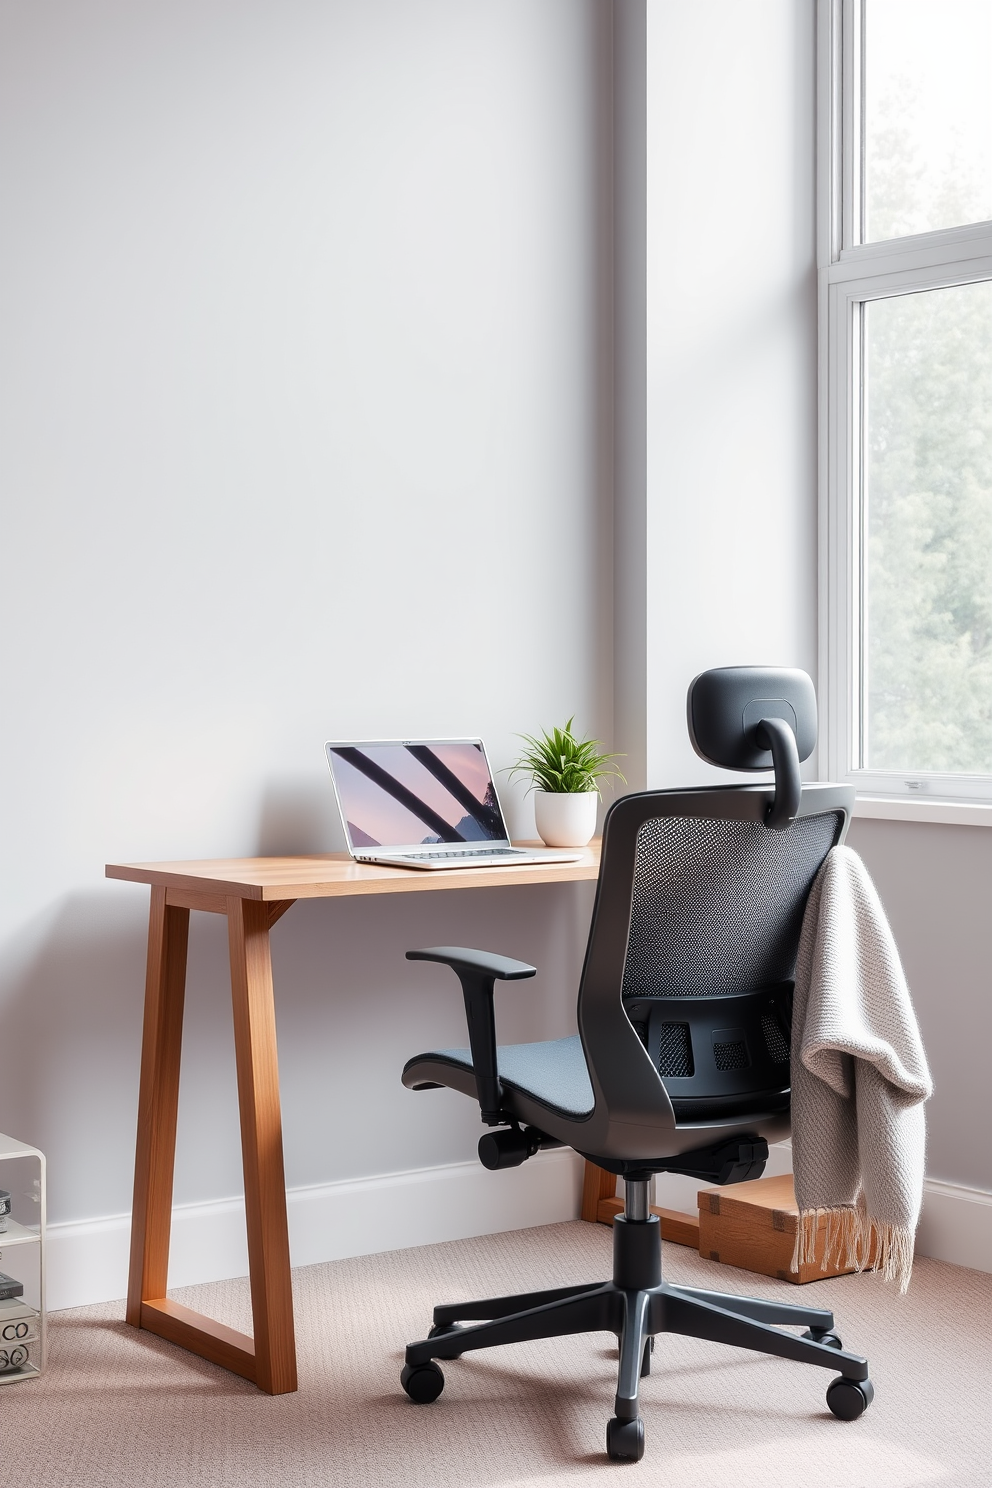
{"left": 848, "top": 818, "right": 992, "bottom": 1193}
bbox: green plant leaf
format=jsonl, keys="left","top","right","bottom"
{"left": 505, "top": 717, "right": 627, "bottom": 794}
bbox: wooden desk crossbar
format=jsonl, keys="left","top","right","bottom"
{"left": 109, "top": 847, "right": 601, "bottom": 1393}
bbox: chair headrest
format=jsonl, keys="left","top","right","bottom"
{"left": 687, "top": 666, "right": 816, "bottom": 770}
{"left": 686, "top": 667, "right": 817, "bottom": 830}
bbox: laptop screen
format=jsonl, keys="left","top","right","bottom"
{"left": 326, "top": 740, "right": 508, "bottom": 850}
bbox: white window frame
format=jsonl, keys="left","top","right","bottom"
{"left": 818, "top": 0, "right": 992, "bottom": 813}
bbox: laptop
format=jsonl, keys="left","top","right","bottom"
{"left": 325, "top": 738, "right": 584, "bottom": 870}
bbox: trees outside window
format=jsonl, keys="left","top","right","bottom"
{"left": 821, "top": 0, "right": 992, "bottom": 802}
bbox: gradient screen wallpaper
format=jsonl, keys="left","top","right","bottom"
{"left": 328, "top": 741, "right": 507, "bottom": 848}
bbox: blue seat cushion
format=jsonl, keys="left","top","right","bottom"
{"left": 432, "top": 1034, "right": 594, "bottom": 1118}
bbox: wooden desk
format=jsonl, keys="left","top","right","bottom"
{"left": 106, "top": 845, "right": 601, "bottom": 1394}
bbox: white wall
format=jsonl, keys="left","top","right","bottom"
{"left": 614, "top": 0, "right": 818, "bottom": 790}
{"left": 0, "top": 0, "right": 611, "bottom": 1267}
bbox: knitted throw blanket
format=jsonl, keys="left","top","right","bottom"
{"left": 790, "top": 846, "right": 932, "bottom": 1292}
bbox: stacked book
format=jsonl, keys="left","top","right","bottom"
{"left": 0, "top": 1278, "right": 38, "bottom": 1375}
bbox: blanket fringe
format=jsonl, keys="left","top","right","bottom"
{"left": 791, "top": 1201, "right": 916, "bottom": 1293}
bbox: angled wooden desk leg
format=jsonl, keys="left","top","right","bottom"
{"left": 127, "top": 886, "right": 190, "bottom": 1324}
{"left": 227, "top": 896, "right": 297, "bottom": 1395}
{"left": 127, "top": 888, "right": 297, "bottom": 1393}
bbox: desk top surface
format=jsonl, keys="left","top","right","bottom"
{"left": 106, "top": 841, "right": 602, "bottom": 902}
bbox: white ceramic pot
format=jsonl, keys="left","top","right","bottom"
{"left": 533, "top": 790, "right": 599, "bottom": 848}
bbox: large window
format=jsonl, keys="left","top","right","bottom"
{"left": 821, "top": 0, "right": 992, "bottom": 803}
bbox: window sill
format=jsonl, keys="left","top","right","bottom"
{"left": 852, "top": 795, "right": 992, "bottom": 828}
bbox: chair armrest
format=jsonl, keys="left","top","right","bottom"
{"left": 406, "top": 947, "right": 537, "bottom": 1123}
{"left": 406, "top": 946, "right": 537, "bottom": 981}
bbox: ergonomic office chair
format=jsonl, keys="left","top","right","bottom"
{"left": 399, "top": 667, "right": 873, "bottom": 1462}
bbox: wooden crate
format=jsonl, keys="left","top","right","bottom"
{"left": 582, "top": 1163, "right": 873, "bottom": 1284}
{"left": 697, "top": 1172, "right": 869, "bottom": 1284}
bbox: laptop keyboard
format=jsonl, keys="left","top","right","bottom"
{"left": 405, "top": 847, "right": 525, "bottom": 861}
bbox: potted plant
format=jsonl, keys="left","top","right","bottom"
{"left": 508, "top": 719, "right": 626, "bottom": 848}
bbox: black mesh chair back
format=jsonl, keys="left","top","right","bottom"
{"left": 619, "top": 807, "right": 844, "bottom": 998}
{"left": 574, "top": 782, "right": 852, "bottom": 1163}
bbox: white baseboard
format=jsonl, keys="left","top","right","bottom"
{"left": 915, "top": 1177, "right": 992, "bottom": 1273}
{"left": 44, "top": 1150, "right": 992, "bottom": 1313}
{"left": 44, "top": 1148, "right": 586, "bottom": 1312}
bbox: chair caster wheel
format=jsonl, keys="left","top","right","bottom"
{"left": 607, "top": 1416, "right": 645, "bottom": 1462}
{"left": 640, "top": 1338, "right": 653, "bottom": 1377}
{"left": 401, "top": 1361, "right": 445, "bottom": 1403}
{"left": 826, "top": 1376, "right": 874, "bottom": 1420}
{"left": 428, "top": 1322, "right": 465, "bottom": 1359}
{"left": 803, "top": 1328, "right": 843, "bottom": 1349}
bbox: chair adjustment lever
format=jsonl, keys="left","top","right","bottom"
{"left": 478, "top": 1124, "right": 561, "bottom": 1171}
{"left": 659, "top": 1136, "right": 768, "bottom": 1186}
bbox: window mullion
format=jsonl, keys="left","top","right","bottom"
{"left": 853, "top": 300, "right": 866, "bottom": 775}
{"left": 840, "top": 0, "right": 862, "bottom": 253}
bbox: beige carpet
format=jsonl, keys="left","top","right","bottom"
{"left": 4, "top": 1221, "right": 990, "bottom": 1486}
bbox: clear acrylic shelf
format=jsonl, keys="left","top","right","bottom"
{"left": 0, "top": 1133, "right": 45, "bottom": 1382}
